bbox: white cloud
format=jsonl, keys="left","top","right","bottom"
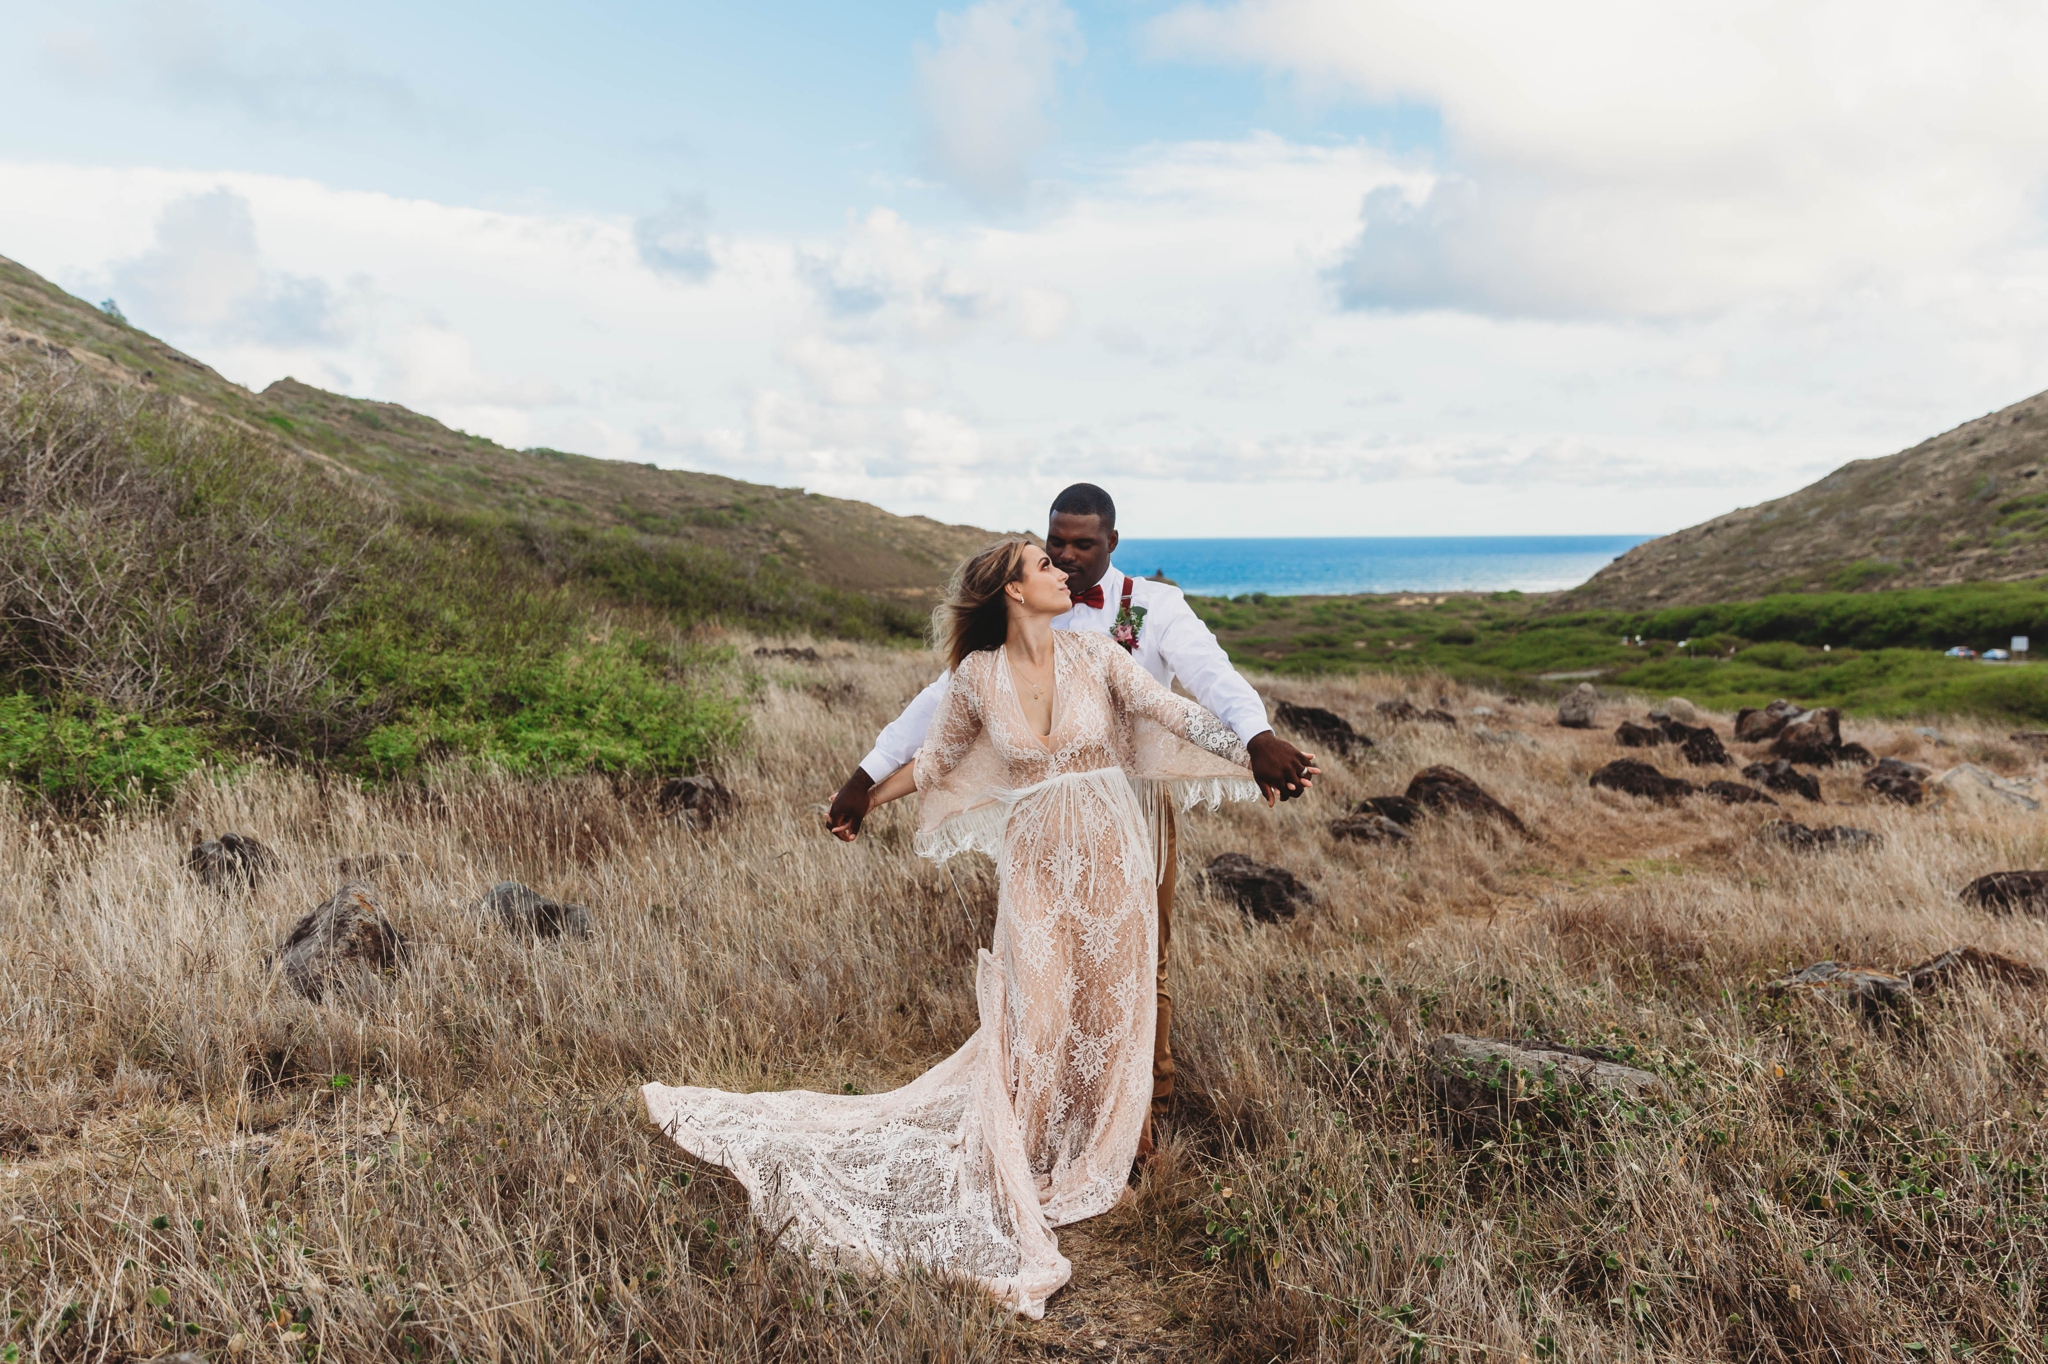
{"left": 1152, "top": 0, "right": 2048, "bottom": 319}
{"left": 634, "top": 194, "right": 716, "bottom": 283}
{"left": 108, "top": 187, "right": 347, "bottom": 346}
{"left": 2, "top": 127, "right": 2042, "bottom": 541}
{"left": 916, "top": 0, "right": 1084, "bottom": 211}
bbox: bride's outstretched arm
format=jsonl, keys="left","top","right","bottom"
{"left": 1099, "top": 635, "right": 1318, "bottom": 803}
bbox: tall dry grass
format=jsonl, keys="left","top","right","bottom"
{"left": 1, "top": 645, "right": 2046, "bottom": 1361}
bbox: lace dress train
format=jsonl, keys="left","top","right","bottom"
{"left": 641, "top": 631, "right": 1254, "bottom": 1317}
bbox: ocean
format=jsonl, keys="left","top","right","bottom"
{"left": 1111, "top": 535, "right": 1654, "bottom": 598}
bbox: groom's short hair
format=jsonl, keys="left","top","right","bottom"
{"left": 1049, "top": 483, "right": 1115, "bottom": 528}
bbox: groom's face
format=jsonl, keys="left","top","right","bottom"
{"left": 1045, "top": 512, "right": 1117, "bottom": 595}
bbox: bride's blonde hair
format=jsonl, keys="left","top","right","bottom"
{"left": 932, "top": 540, "right": 1031, "bottom": 672}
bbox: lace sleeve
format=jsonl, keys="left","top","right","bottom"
{"left": 1095, "top": 634, "right": 1249, "bottom": 766}
{"left": 913, "top": 656, "right": 985, "bottom": 792}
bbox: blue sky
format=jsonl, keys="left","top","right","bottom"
{"left": 4, "top": 1, "right": 2046, "bottom": 537}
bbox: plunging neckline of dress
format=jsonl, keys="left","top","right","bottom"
{"left": 1000, "top": 641, "right": 1059, "bottom": 751}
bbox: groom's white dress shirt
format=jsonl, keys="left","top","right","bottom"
{"left": 856, "top": 565, "right": 1272, "bottom": 782}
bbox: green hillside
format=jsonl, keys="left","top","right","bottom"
{"left": 0, "top": 253, "right": 1004, "bottom": 806}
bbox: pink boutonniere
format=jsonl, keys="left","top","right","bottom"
{"left": 1111, "top": 602, "right": 1147, "bottom": 653}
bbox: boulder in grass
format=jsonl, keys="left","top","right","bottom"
{"left": 1419, "top": 708, "right": 1458, "bottom": 727}
{"left": 1928, "top": 764, "right": 2046, "bottom": 814}
{"left": 1960, "top": 871, "right": 2048, "bottom": 915}
{"left": 1861, "top": 757, "right": 1927, "bottom": 806}
{"left": 1405, "top": 765, "right": 1528, "bottom": 836}
{"left": 1273, "top": 700, "right": 1371, "bottom": 758}
{"left": 1200, "top": 853, "right": 1314, "bottom": 923}
{"left": 1671, "top": 725, "right": 1732, "bottom": 768}
{"left": 478, "top": 881, "right": 592, "bottom": 940}
{"left": 1772, "top": 708, "right": 1847, "bottom": 766}
{"left": 1703, "top": 780, "right": 1776, "bottom": 806}
{"left": 1835, "top": 742, "right": 1876, "bottom": 767}
{"left": 1589, "top": 760, "right": 1695, "bottom": 805}
{"left": 187, "top": 832, "right": 278, "bottom": 891}
{"left": 1328, "top": 813, "right": 1412, "bottom": 844}
{"left": 1766, "top": 961, "right": 1916, "bottom": 1018}
{"left": 1353, "top": 795, "right": 1423, "bottom": 826}
{"left": 1425, "top": 1035, "right": 1665, "bottom": 1137}
{"left": 1762, "top": 820, "right": 1881, "bottom": 853}
{"left": 657, "top": 775, "right": 739, "bottom": 827}
{"left": 1375, "top": 699, "right": 1421, "bottom": 722}
{"left": 272, "top": 883, "right": 406, "bottom": 1001}
{"left": 1614, "top": 721, "right": 1666, "bottom": 747}
{"left": 1556, "top": 683, "right": 1599, "bottom": 729}
{"left": 1743, "top": 759, "right": 1822, "bottom": 803}
{"left": 1734, "top": 698, "right": 1805, "bottom": 742}
{"left": 1648, "top": 697, "right": 1700, "bottom": 726}
{"left": 1903, "top": 946, "right": 2048, "bottom": 992}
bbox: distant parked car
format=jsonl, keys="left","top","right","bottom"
{"left": 1985, "top": 648, "right": 2011, "bottom": 661}
{"left": 1945, "top": 646, "right": 1979, "bottom": 658}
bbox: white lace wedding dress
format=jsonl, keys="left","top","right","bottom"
{"left": 641, "top": 630, "right": 1255, "bottom": 1317}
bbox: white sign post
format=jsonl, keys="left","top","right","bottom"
{"left": 2015, "top": 636, "right": 2031, "bottom": 662}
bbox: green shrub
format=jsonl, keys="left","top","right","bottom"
{"left": 0, "top": 694, "right": 211, "bottom": 808}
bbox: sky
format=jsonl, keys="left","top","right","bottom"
{"left": 3, "top": 1, "right": 2047, "bottom": 539}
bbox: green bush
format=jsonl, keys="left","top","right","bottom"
{"left": 0, "top": 694, "right": 211, "bottom": 808}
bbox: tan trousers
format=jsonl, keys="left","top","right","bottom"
{"left": 1153, "top": 807, "right": 1177, "bottom": 1112}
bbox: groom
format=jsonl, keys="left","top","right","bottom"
{"left": 828, "top": 482, "right": 1317, "bottom": 1118}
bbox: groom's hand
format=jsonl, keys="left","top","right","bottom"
{"left": 827, "top": 769, "right": 876, "bottom": 841}
{"left": 1248, "top": 732, "right": 1317, "bottom": 805}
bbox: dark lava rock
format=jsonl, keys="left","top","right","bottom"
{"left": 1734, "top": 698, "right": 1804, "bottom": 742}
{"left": 478, "top": 881, "right": 592, "bottom": 939}
{"left": 1762, "top": 820, "right": 1881, "bottom": 853}
{"left": 1903, "top": 945, "right": 2048, "bottom": 992}
{"left": 1862, "top": 757, "right": 1927, "bottom": 806}
{"left": 1420, "top": 708, "right": 1458, "bottom": 726}
{"left": 1200, "top": 853, "right": 1314, "bottom": 923}
{"left": 1405, "top": 765, "right": 1527, "bottom": 835}
{"left": 1329, "top": 813, "right": 1412, "bottom": 844}
{"left": 1743, "top": 759, "right": 1822, "bottom": 802}
{"left": 1273, "top": 700, "right": 1371, "bottom": 758}
{"left": 657, "top": 775, "right": 739, "bottom": 827}
{"left": 1772, "top": 707, "right": 1846, "bottom": 765}
{"left": 1589, "top": 760, "right": 1695, "bottom": 804}
{"left": 1766, "top": 960, "right": 1915, "bottom": 1017}
{"left": 1556, "top": 682, "right": 1599, "bottom": 729}
{"left": 1670, "top": 724, "right": 1732, "bottom": 768}
{"left": 753, "top": 646, "right": 822, "bottom": 662}
{"left": 271, "top": 883, "right": 406, "bottom": 1001}
{"left": 187, "top": 832, "right": 278, "bottom": 891}
{"left": 1960, "top": 871, "right": 2048, "bottom": 915}
{"left": 1704, "top": 780, "right": 1776, "bottom": 805}
{"left": 1425, "top": 1035, "right": 1664, "bottom": 1136}
{"left": 1835, "top": 742, "right": 1876, "bottom": 767}
{"left": 1614, "top": 721, "right": 1666, "bottom": 747}
{"left": 1375, "top": 699, "right": 1421, "bottom": 722}
{"left": 1769, "top": 949, "right": 2048, "bottom": 1018}
{"left": 2009, "top": 731, "right": 2048, "bottom": 750}
{"left": 1353, "top": 795, "right": 1423, "bottom": 826}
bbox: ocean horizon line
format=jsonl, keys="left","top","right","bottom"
{"left": 1110, "top": 533, "right": 1655, "bottom": 597}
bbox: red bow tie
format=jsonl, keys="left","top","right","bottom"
{"left": 1070, "top": 583, "right": 1105, "bottom": 610}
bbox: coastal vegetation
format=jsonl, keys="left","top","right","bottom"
{"left": 1195, "top": 581, "right": 2048, "bottom": 724}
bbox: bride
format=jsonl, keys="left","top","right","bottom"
{"left": 641, "top": 540, "right": 1296, "bottom": 1317}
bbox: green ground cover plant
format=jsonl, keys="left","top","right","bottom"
{"left": 1193, "top": 583, "right": 2048, "bottom": 723}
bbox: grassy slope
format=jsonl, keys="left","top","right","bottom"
{"left": 0, "top": 253, "right": 1000, "bottom": 603}
{"left": 1570, "top": 386, "right": 2048, "bottom": 607}
{"left": 1195, "top": 580, "right": 2048, "bottom": 723}
{"left": 6, "top": 650, "right": 2048, "bottom": 1360}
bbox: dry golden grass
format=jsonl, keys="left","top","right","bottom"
{"left": 3, "top": 644, "right": 2047, "bottom": 1361}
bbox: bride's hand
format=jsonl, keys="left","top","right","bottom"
{"left": 1263, "top": 762, "right": 1320, "bottom": 808}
